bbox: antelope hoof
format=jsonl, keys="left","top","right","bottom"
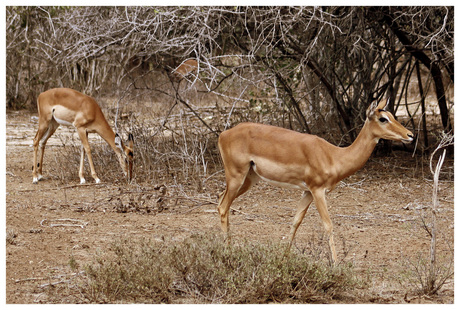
{"left": 32, "top": 174, "right": 43, "bottom": 184}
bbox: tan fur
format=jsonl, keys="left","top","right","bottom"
{"left": 217, "top": 100, "right": 413, "bottom": 263}
{"left": 32, "top": 88, "right": 134, "bottom": 184}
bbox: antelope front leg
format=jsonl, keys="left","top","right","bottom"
{"left": 312, "top": 189, "right": 338, "bottom": 264}
{"left": 286, "top": 191, "right": 313, "bottom": 253}
{"left": 77, "top": 128, "right": 100, "bottom": 184}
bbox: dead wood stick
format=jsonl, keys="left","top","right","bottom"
{"left": 40, "top": 218, "right": 88, "bottom": 228}
{"left": 15, "top": 276, "right": 47, "bottom": 283}
{"left": 38, "top": 271, "right": 85, "bottom": 289}
{"left": 16, "top": 182, "right": 107, "bottom": 193}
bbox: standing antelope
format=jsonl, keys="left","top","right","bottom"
{"left": 32, "top": 88, "right": 134, "bottom": 184}
{"left": 217, "top": 99, "right": 414, "bottom": 263}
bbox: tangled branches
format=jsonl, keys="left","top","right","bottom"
{"left": 7, "top": 6, "right": 453, "bottom": 146}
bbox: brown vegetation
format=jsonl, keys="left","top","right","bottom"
{"left": 5, "top": 6, "right": 454, "bottom": 304}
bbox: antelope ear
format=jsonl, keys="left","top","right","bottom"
{"left": 366, "top": 100, "right": 379, "bottom": 118}
{"left": 377, "top": 98, "right": 390, "bottom": 111}
{"left": 367, "top": 98, "right": 389, "bottom": 118}
{"left": 127, "top": 133, "right": 134, "bottom": 149}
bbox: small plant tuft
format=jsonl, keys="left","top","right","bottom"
{"left": 6, "top": 228, "right": 18, "bottom": 245}
{"left": 69, "top": 255, "right": 80, "bottom": 271}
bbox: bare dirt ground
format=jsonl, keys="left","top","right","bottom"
{"left": 5, "top": 110, "right": 454, "bottom": 304}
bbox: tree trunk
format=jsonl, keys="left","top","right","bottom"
{"left": 380, "top": 10, "right": 451, "bottom": 132}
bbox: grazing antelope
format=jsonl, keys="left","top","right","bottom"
{"left": 32, "top": 88, "right": 134, "bottom": 184}
{"left": 216, "top": 99, "right": 414, "bottom": 263}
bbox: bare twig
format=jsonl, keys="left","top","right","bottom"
{"left": 16, "top": 182, "right": 107, "bottom": 193}
{"left": 429, "top": 133, "right": 453, "bottom": 175}
{"left": 39, "top": 271, "right": 86, "bottom": 289}
{"left": 427, "top": 149, "right": 445, "bottom": 292}
{"left": 40, "top": 218, "right": 88, "bottom": 229}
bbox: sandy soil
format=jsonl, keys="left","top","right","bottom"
{"left": 5, "top": 110, "right": 454, "bottom": 304}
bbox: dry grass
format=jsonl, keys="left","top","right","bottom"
{"left": 77, "top": 234, "right": 359, "bottom": 303}
{"left": 40, "top": 87, "right": 453, "bottom": 303}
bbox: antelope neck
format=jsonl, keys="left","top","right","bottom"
{"left": 335, "top": 120, "right": 378, "bottom": 181}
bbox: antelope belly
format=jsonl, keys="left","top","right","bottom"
{"left": 251, "top": 160, "right": 308, "bottom": 190}
{"left": 52, "top": 106, "right": 75, "bottom": 126}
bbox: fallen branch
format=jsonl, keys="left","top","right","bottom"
{"left": 39, "top": 271, "right": 85, "bottom": 289}
{"left": 40, "top": 218, "right": 88, "bottom": 229}
{"left": 15, "top": 276, "right": 47, "bottom": 283}
{"left": 15, "top": 271, "right": 85, "bottom": 285}
{"left": 16, "top": 182, "right": 108, "bottom": 193}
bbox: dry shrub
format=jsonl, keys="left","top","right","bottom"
{"left": 49, "top": 138, "right": 127, "bottom": 184}
{"left": 400, "top": 252, "right": 454, "bottom": 296}
{"left": 80, "top": 234, "right": 359, "bottom": 303}
{"left": 130, "top": 121, "right": 214, "bottom": 186}
{"left": 47, "top": 105, "right": 221, "bottom": 188}
{"left": 399, "top": 144, "right": 454, "bottom": 296}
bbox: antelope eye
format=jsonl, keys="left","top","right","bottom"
{"left": 379, "top": 117, "right": 388, "bottom": 123}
